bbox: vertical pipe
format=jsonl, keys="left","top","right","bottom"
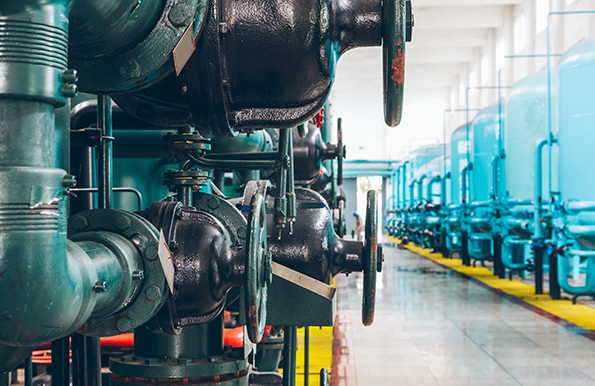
{"left": 93, "top": 95, "right": 112, "bottom": 386}
{"left": 493, "top": 235, "right": 505, "bottom": 279}
{"left": 0, "top": 372, "right": 8, "bottom": 386}
{"left": 549, "top": 246, "right": 561, "bottom": 300}
{"left": 417, "top": 175, "right": 427, "bottom": 205}
{"left": 534, "top": 139, "right": 548, "bottom": 239}
{"left": 97, "top": 95, "right": 113, "bottom": 210}
{"left": 461, "top": 232, "right": 470, "bottom": 267}
{"left": 304, "top": 327, "right": 310, "bottom": 386}
{"left": 283, "top": 326, "right": 297, "bottom": 386}
{"left": 534, "top": 245, "right": 544, "bottom": 295}
{"left": 402, "top": 161, "right": 409, "bottom": 208}
{"left": 287, "top": 132, "right": 296, "bottom": 234}
{"left": 24, "top": 356, "right": 32, "bottom": 386}
{"left": 52, "top": 337, "right": 70, "bottom": 386}
{"left": 409, "top": 180, "right": 417, "bottom": 208}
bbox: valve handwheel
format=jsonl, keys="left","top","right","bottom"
{"left": 362, "top": 190, "right": 381, "bottom": 326}
{"left": 245, "top": 192, "right": 271, "bottom": 343}
{"left": 383, "top": 0, "right": 408, "bottom": 127}
{"left": 337, "top": 118, "right": 344, "bottom": 187}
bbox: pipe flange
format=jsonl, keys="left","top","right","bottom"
{"left": 162, "top": 132, "right": 211, "bottom": 158}
{"left": 110, "top": 346, "right": 247, "bottom": 381}
{"left": 69, "top": 209, "right": 166, "bottom": 337}
{"left": 163, "top": 169, "right": 210, "bottom": 189}
{"left": 72, "top": 0, "right": 206, "bottom": 93}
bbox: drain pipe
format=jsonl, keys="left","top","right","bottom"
{"left": 402, "top": 161, "right": 410, "bottom": 209}
{"left": 427, "top": 175, "right": 441, "bottom": 206}
{"left": 409, "top": 179, "right": 417, "bottom": 209}
{"left": 461, "top": 163, "right": 473, "bottom": 204}
{"left": 417, "top": 174, "right": 427, "bottom": 206}
{"left": 0, "top": 2, "right": 165, "bottom": 371}
{"left": 441, "top": 172, "right": 451, "bottom": 206}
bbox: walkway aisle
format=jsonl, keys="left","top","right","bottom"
{"left": 337, "top": 239, "right": 595, "bottom": 386}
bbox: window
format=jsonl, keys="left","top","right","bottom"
{"left": 469, "top": 70, "right": 477, "bottom": 96}
{"left": 514, "top": 15, "right": 526, "bottom": 53}
{"left": 459, "top": 83, "right": 466, "bottom": 105}
{"left": 536, "top": 1, "right": 549, "bottom": 33}
{"left": 481, "top": 54, "right": 489, "bottom": 84}
{"left": 496, "top": 37, "right": 506, "bottom": 69}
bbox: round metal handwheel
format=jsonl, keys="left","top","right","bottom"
{"left": 337, "top": 118, "right": 344, "bottom": 187}
{"left": 383, "top": 0, "right": 407, "bottom": 127}
{"left": 245, "top": 193, "right": 271, "bottom": 343}
{"left": 362, "top": 190, "right": 379, "bottom": 326}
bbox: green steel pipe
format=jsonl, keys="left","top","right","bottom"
{"left": 112, "top": 130, "right": 273, "bottom": 159}
{"left": 69, "top": 0, "right": 165, "bottom": 60}
{"left": 0, "top": 2, "right": 155, "bottom": 371}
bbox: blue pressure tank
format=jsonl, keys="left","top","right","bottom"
{"left": 408, "top": 144, "right": 444, "bottom": 179}
{"left": 558, "top": 37, "right": 595, "bottom": 204}
{"left": 415, "top": 156, "right": 441, "bottom": 204}
{"left": 450, "top": 125, "right": 469, "bottom": 205}
{"left": 505, "top": 71, "right": 551, "bottom": 202}
{"left": 419, "top": 154, "right": 450, "bottom": 205}
{"left": 471, "top": 105, "right": 502, "bottom": 202}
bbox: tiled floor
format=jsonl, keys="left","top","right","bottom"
{"left": 338, "top": 238, "right": 595, "bottom": 385}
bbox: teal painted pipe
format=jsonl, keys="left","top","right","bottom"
{"left": 0, "top": 2, "right": 160, "bottom": 371}
{"left": 409, "top": 180, "right": 417, "bottom": 207}
{"left": 461, "top": 163, "right": 472, "bottom": 204}
{"left": 441, "top": 172, "right": 451, "bottom": 206}
{"left": 564, "top": 201, "right": 595, "bottom": 214}
{"left": 402, "top": 161, "right": 410, "bottom": 208}
{"left": 417, "top": 175, "right": 427, "bottom": 205}
{"left": 427, "top": 175, "right": 441, "bottom": 205}
{"left": 534, "top": 138, "right": 549, "bottom": 239}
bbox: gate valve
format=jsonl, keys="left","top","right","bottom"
{"left": 141, "top": 193, "right": 271, "bottom": 344}
{"left": 239, "top": 185, "right": 381, "bottom": 326}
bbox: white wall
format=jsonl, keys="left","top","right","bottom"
{"left": 329, "top": 0, "right": 595, "bottom": 163}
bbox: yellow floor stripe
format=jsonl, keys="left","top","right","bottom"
{"left": 296, "top": 326, "right": 333, "bottom": 385}
{"left": 279, "top": 326, "right": 333, "bottom": 385}
{"left": 390, "top": 236, "right": 595, "bottom": 331}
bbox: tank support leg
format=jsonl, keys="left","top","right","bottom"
{"left": 549, "top": 247, "right": 561, "bottom": 300}
{"left": 461, "top": 232, "right": 470, "bottom": 266}
{"left": 534, "top": 244, "right": 544, "bottom": 295}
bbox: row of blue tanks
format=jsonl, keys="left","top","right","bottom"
{"left": 386, "top": 36, "right": 595, "bottom": 302}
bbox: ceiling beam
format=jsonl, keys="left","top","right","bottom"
{"left": 414, "top": 0, "right": 521, "bottom": 7}
{"left": 413, "top": 6, "right": 506, "bottom": 30}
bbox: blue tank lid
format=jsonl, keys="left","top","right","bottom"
{"left": 506, "top": 71, "right": 547, "bottom": 103}
{"left": 558, "top": 36, "right": 595, "bottom": 74}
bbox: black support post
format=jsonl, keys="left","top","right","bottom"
{"left": 534, "top": 243, "right": 544, "bottom": 295}
{"left": 461, "top": 231, "right": 470, "bottom": 266}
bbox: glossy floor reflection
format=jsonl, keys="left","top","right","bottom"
{"left": 339, "top": 239, "right": 595, "bottom": 386}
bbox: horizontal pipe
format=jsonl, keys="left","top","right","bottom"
{"left": 564, "top": 249, "right": 595, "bottom": 257}
{"left": 564, "top": 200, "right": 595, "bottom": 214}
{"left": 565, "top": 225, "right": 595, "bottom": 238}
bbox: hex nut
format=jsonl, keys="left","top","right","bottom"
{"left": 71, "top": 215, "right": 88, "bottom": 231}
{"left": 116, "top": 317, "right": 132, "bottom": 333}
{"left": 145, "top": 285, "right": 161, "bottom": 301}
{"left": 144, "top": 245, "right": 158, "bottom": 260}
{"left": 115, "top": 215, "right": 132, "bottom": 231}
{"left": 168, "top": 5, "right": 191, "bottom": 27}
